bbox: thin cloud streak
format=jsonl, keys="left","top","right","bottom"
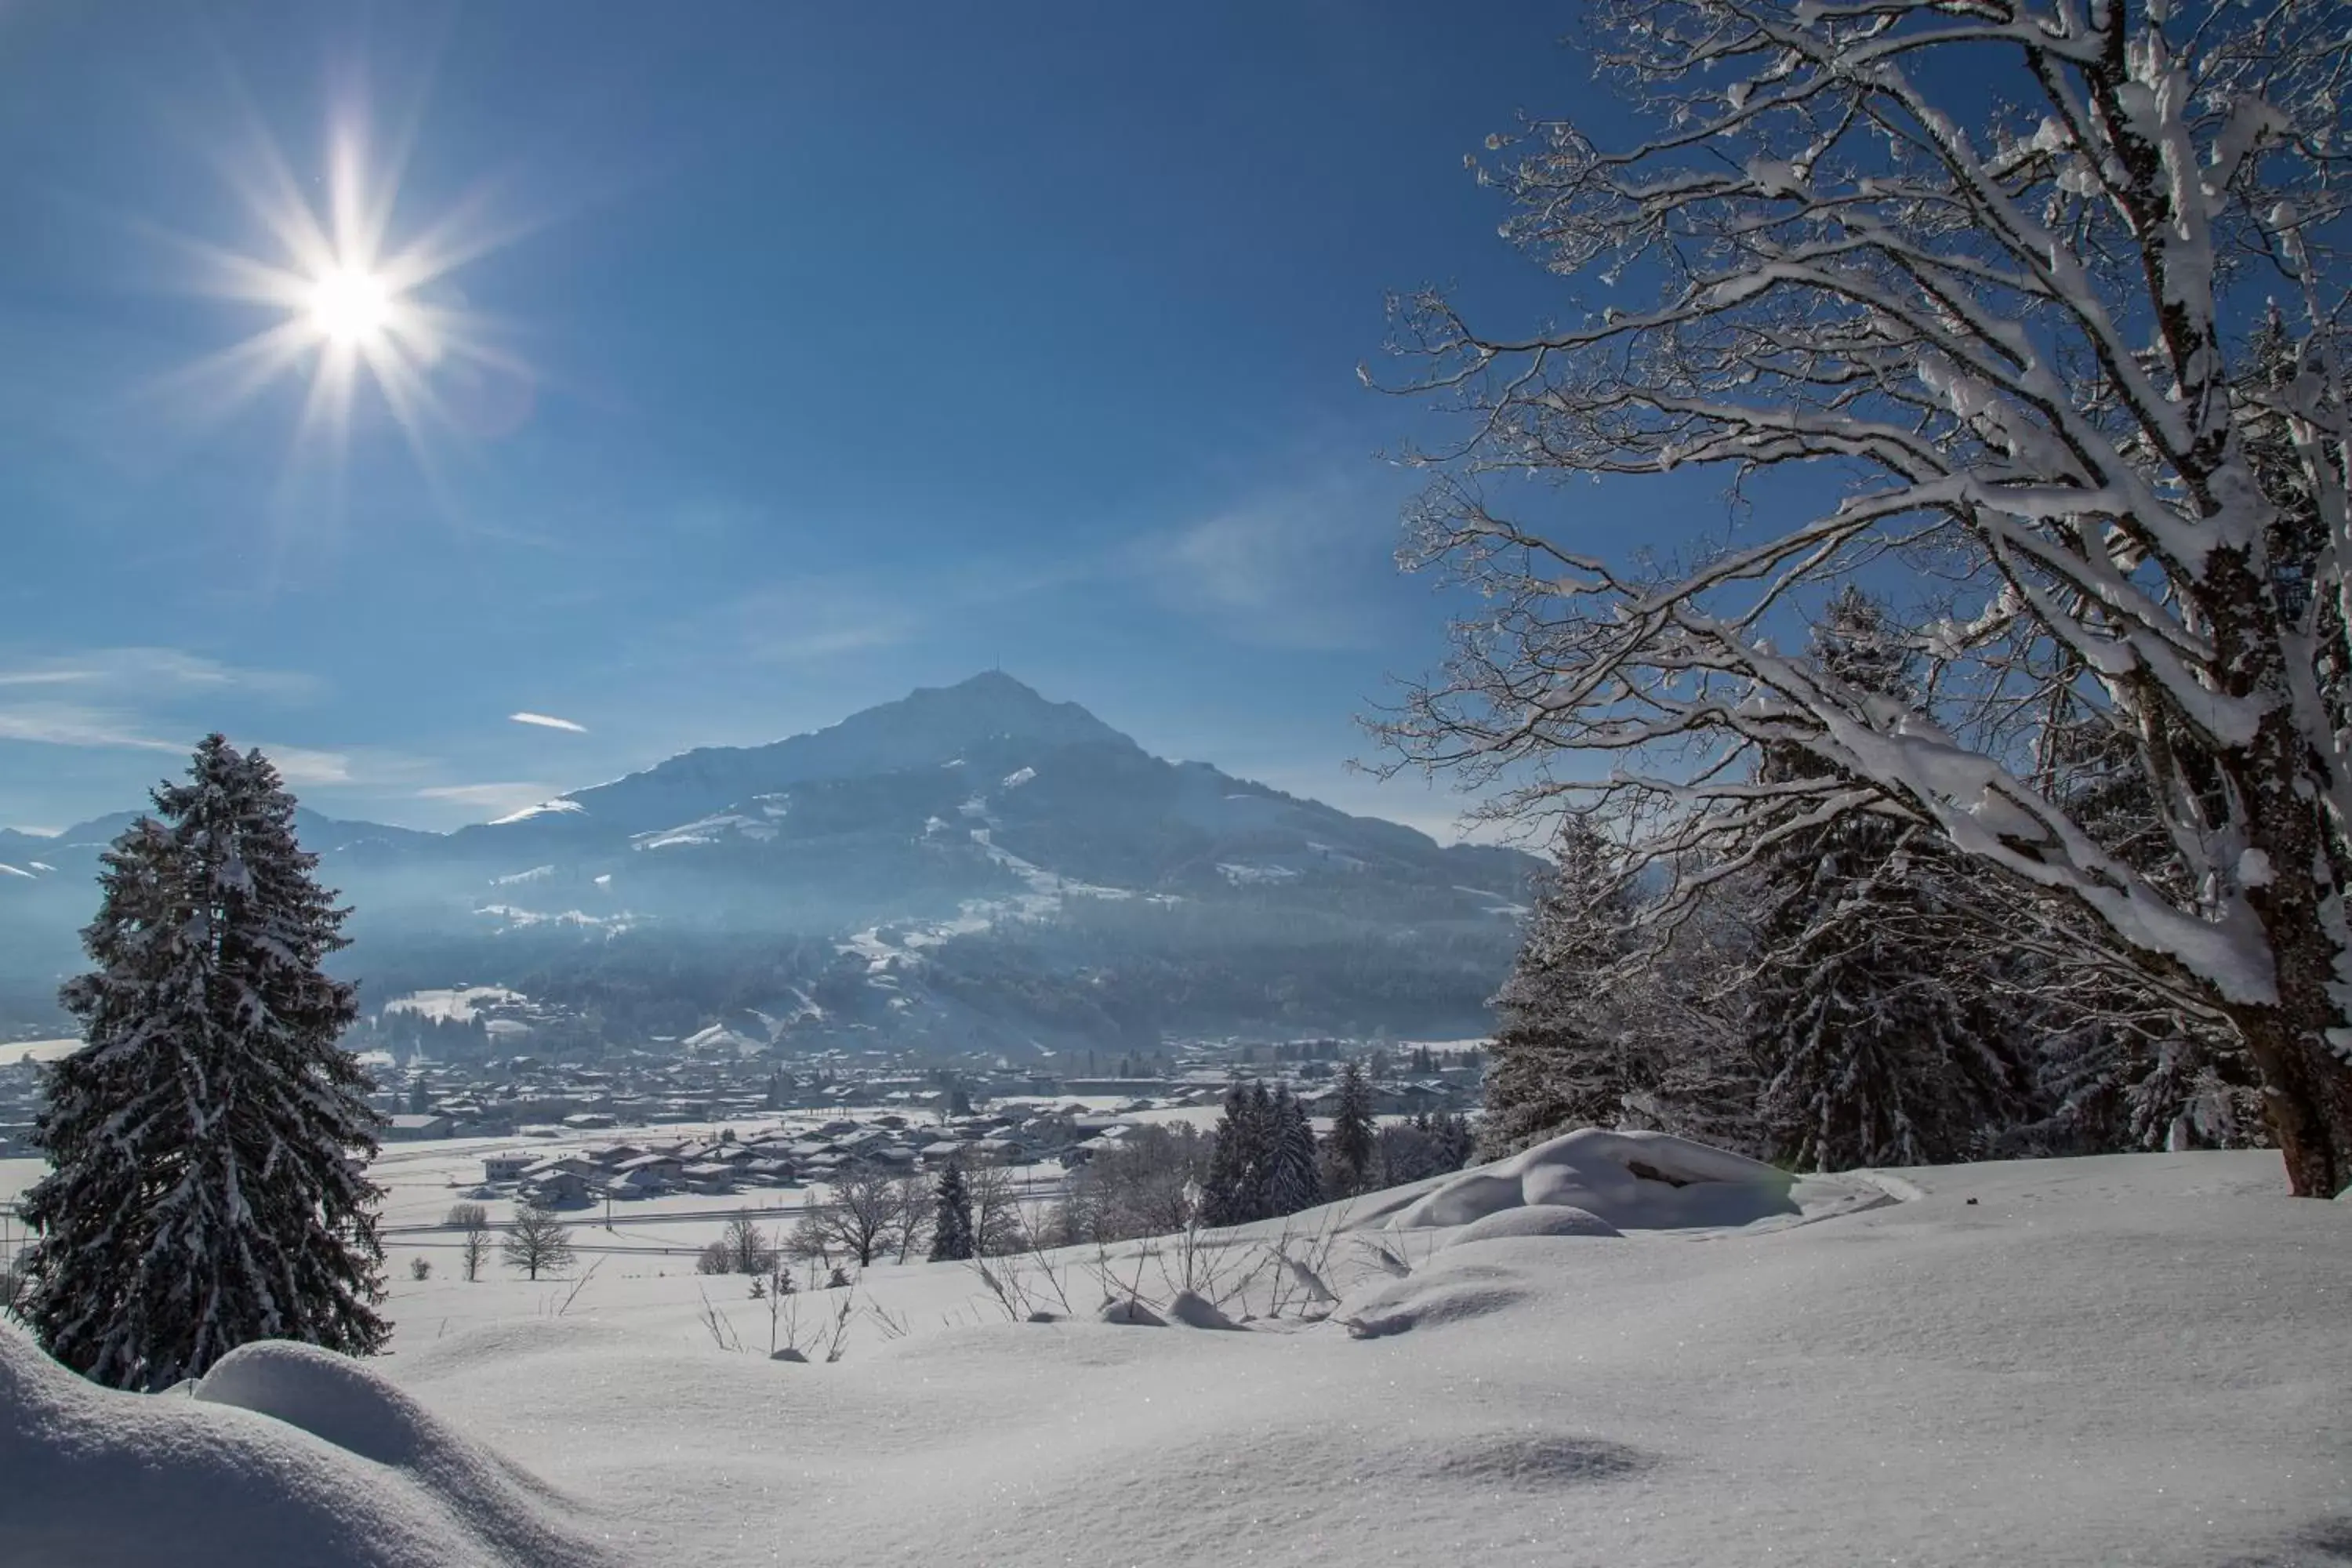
{"left": 509, "top": 711, "right": 588, "bottom": 733}
{"left": 0, "top": 704, "right": 187, "bottom": 754}
{"left": 0, "top": 647, "right": 320, "bottom": 701}
{"left": 417, "top": 781, "right": 562, "bottom": 817}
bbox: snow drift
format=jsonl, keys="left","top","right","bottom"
{"left": 0, "top": 1327, "right": 613, "bottom": 1568}
{"left": 1389, "top": 1127, "right": 1802, "bottom": 1230}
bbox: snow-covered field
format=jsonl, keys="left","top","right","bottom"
{"left": 7, "top": 1137, "right": 2349, "bottom": 1567}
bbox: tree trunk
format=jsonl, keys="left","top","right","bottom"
{"left": 2230, "top": 953, "right": 2352, "bottom": 1200}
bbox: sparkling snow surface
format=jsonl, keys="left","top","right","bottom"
{"left": 7, "top": 1145, "right": 2349, "bottom": 1566}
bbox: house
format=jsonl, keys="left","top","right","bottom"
{"left": 920, "top": 1140, "right": 967, "bottom": 1168}
{"left": 383, "top": 1113, "right": 455, "bottom": 1142}
{"left": 967, "top": 1138, "right": 1026, "bottom": 1166}
{"left": 525, "top": 1169, "right": 595, "bottom": 1208}
{"left": 524, "top": 1156, "right": 605, "bottom": 1183}
{"left": 561, "top": 1112, "right": 619, "bottom": 1131}
{"left": 614, "top": 1152, "right": 684, "bottom": 1182}
{"left": 606, "top": 1167, "right": 669, "bottom": 1200}
{"left": 481, "top": 1151, "right": 535, "bottom": 1184}
{"left": 679, "top": 1162, "right": 737, "bottom": 1195}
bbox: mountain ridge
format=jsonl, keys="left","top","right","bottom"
{"left": 0, "top": 674, "right": 1535, "bottom": 1047}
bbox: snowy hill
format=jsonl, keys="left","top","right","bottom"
{"left": 0, "top": 676, "right": 1537, "bottom": 1044}
{"left": 8, "top": 1142, "right": 2346, "bottom": 1567}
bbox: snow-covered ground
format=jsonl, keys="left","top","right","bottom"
{"left": 0, "top": 1036, "right": 79, "bottom": 1069}
{"left": 7, "top": 1138, "right": 2348, "bottom": 1567}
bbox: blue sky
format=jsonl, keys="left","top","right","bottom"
{"left": 0, "top": 0, "right": 1645, "bottom": 839}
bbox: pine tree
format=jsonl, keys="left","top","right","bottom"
{"left": 20, "top": 737, "right": 387, "bottom": 1389}
{"left": 1745, "top": 593, "right": 2027, "bottom": 1171}
{"left": 927, "top": 1162, "right": 975, "bottom": 1261}
{"left": 1478, "top": 822, "right": 1639, "bottom": 1158}
{"left": 1203, "top": 1080, "right": 1270, "bottom": 1226}
{"left": 1264, "top": 1086, "right": 1322, "bottom": 1216}
{"left": 1324, "top": 1061, "right": 1376, "bottom": 1196}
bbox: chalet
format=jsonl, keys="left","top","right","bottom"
{"left": 481, "top": 1151, "right": 535, "bottom": 1184}
{"left": 525, "top": 1169, "right": 595, "bottom": 1208}
{"left": 679, "top": 1162, "right": 737, "bottom": 1195}
{"left": 920, "top": 1141, "right": 966, "bottom": 1168}
{"left": 383, "top": 1113, "right": 454, "bottom": 1142}
{"left": 967, "top": 1138, "right": 1026, "bottom": 1166}
{"left": 607, "top": 1167, "right": 669, "bottom": 1200}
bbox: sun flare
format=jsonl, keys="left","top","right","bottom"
{"left": 307, "top": 266, "right": 394, "bottom": 347}
{"left": 149, "top": 96, "right": 537, "bottom": 477}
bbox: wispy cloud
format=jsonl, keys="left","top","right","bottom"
{"left": 1138, "top": 468, "right": 1403, "bottom": 650}
{"left": 260, "top": 746, "right": 355, "bottom": 786}
{"left": 0, "top": 703, "right": 186, "bottom": 753}
{"left": 418, "top": 781, "right": 562, "bottom": 816}
{"left": 509, "top": 711, "right": 589, "bottom": 734}
{"left": 0, "top": 647, "right": 319, "bottom": 701}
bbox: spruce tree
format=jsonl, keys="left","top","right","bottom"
{"left": 20, "top": 736, "right": 387, "bottom": 1389}
{"left": 1477, "top": 822, "right": 1639, "bottom": 1158}
{"left": 1324, "top": 1061, "right": 1376, "bottom": 1196}
{"left": 1744, "top": 592, "right": 2027, "bottom": 1171}
{"left": 928, "top": 1162, "right": 975, "bottom": 1261}
{"left": 1203, "top": 1080, "right": 1269, "bottom": 1226}
{"left": 1264, "top": 1086, "right": 1322, "bottom": 1216}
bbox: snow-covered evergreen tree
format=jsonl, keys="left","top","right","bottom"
{"left": 927, "top": 1162, "right": 975, "bottom": 1261}
{"left": 1477, "top": 823, "right": 1641, "bottom": 1159}
{"left": 1264, "top": 1086, "right": 1322, "bottom": 1216}
{"left": 1203, "top": 1080, "right": 1272, "bottom": 1226}
{"left": 1323, "top": 1061, "right": 1376, "bottom": 1195}
{"left": 20, "top": 736, "right": 386, "bottom": 1389}
{"left": 1745, "top": 594, "right": 2027, "bottom": 1171}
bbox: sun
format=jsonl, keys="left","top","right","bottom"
{"left": 307, "top": 266, "right": 395, "bottom": 347}
{"left": 146, "top": 95, "right": 539, "bottom": 474}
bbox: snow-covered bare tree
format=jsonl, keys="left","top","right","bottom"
{"left": 1376, "top": 0, "right": 2352, "bottom": 1195}
{"left": 447, "top": 1203, "right": 492, "bottom": 1283}
{"left": 20, "top": 736, "right": 387, "bottom": 1388}
{"left": 502, "top": 1200, "right": 575, "bottom": 1281}
{"left": 787, "top": 1168, "right": 905, "bottom": 1269}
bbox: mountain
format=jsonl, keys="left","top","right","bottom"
{"left": 0, "top": 674, "right": 1540, "bottom": 1051}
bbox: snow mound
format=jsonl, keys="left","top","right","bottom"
{"left": 1393, "top": 1128, "right": 1798, "bottom": 1231}
{"left": 0, "top": 1327, "right": 612, "bottom": 1568}
{"left": 1338, "top": 1261, "right": 1533, "bottom": 1341}
{"left": 1098, "top": 1298, "right": 1167, "bottom": 1327}
{"left": 1449, "top": 1204, "right": 1621, "bottom": 1245}
{"left": 1163, "top": 1290, "right": 1244, "bottom": 1330}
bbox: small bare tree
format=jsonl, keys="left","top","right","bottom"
{"left": 887, "top": 1174, "right": 931, "bottom": 1264}
{"left": 713, "top": 1213, "right": 777, "bottom": 1275}
{"left": 967, "top": 1163, "right": 1029, "bottom": 1258}
{"left": 502, "top": 1199, "right": 576, "bottom": 1281}
{"left": 785, "top": 1168, "right": 902, "bottom": 1269}
{"left": 446, "top": 1202, "right": 492, "bottom": 1283}
{"left": 1377, "top": 0, "right": 2352, "bottom": 1196}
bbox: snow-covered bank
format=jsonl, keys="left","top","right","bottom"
{"left": 9, "top": 1147, "right": 2348, "bottom": 1566}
